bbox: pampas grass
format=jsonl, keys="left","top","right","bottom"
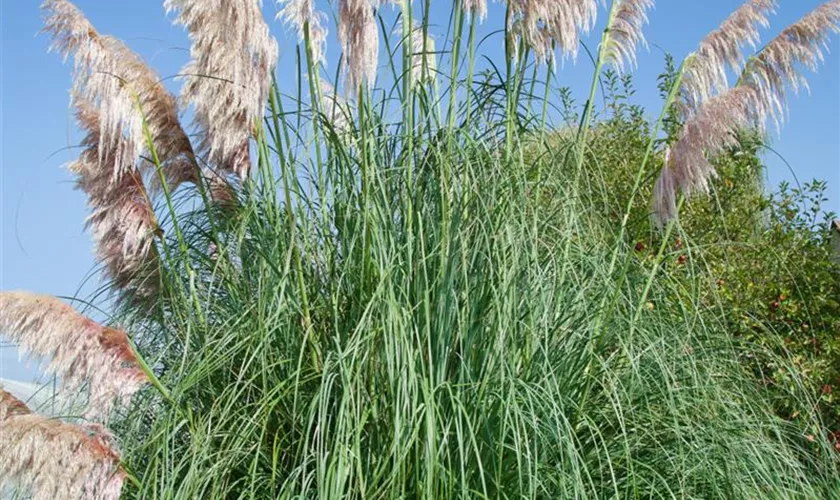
{"left": 681, "top": 0, "right": 777, "bottom": 112}
{"left": 0, "top": 292, "right": 147, "bottom": 420}
{"left": 508, "top": 0, "right": 600, "bottom": 62}
{"left": 165, "top": 0, "right": 279, "bottom": 180}
{"left": 0, "top": 390, "right": 125, "bottom": 500}
{"left": 42, "top": 0, "right": 198, "bottom": 191}
{"left": 4, "top": 0, "right": 840, "bottom": 497}
{"left": 70, "top": 100, "right": 162, "bottom": 296}
{"left": 338, "top": 0, "right": 380, "bottom": 90}
{"left": 277, "top": 0, "right": 329, "bottom": 67}
{"left": 655, "top": 0, "right": 840, "bottom": 222}
{"left": 604, "top": 0, "right": 654, "bottom": 73}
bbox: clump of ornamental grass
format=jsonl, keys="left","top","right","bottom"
{"left": 2, "top": 0, "right": 840, "bottom": 498}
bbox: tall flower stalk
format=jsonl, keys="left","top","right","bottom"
{"left": 575, "top": 0, "right": 652, "bottom": 174}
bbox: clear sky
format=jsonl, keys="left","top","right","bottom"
{"left": 1, "top": 1, "right": 839, "bottom": 383}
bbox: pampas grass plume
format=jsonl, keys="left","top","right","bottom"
{"left": 0, "top": 292, "right": 147, "bottom": 420}
{"left": 0, "top": 391, "right": 125, "bottom": 500}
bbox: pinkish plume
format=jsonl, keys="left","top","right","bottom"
{"left": 166, "top": 0, "right": 279, "bottom": 181}
{"left": 338, "top": 0, "right": 380, "bottom": 91}
{"left": 0, "top": 394, "right": 125, "bottom": 500}
{"left": 683, "top": 0, "right": 777, "bottom": 111}
{"left": 0, "top": 292, "right": 148, "bottom": 420}
{"left": 71, "top": 100, "right": 161, "bottom": 295}
{"left": 42, "top": 0, "right": 199, "bottom": 191}
{"left": 742, "top": 0, "right": 840, "bottom": 128}
{"left": 277, "top": 0, "right": 329, "bottom": 67}
{"left": 604, "top": 0, "right": 654, "bottom": 73}
{"left": 655, "top": 1, "right": 840, "bottom": 223}
{"left": 653, "top": 86, "right": 765, "bottom": 220}
{"left": 508, "top": 0, "right": 601, "bottom": 63}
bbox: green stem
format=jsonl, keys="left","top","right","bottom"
{"left": 268, "top": 88, "right": 322, "bottom": 372}
{"left": 575, "top": 0, "right": 620, "bottom": 174}
{"left": 604, "top": 59, "right": 688, "bottom": 279}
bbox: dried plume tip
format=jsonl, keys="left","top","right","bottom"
{"left": 278, "top": 0, "right": 329, "bottom": 67}
{"left": 0, "top": 388, "right": 31, "bottom": 422}
{"left": 42, "top": 0, "right": 199, "bottom": 192}
{"left": 338, "top": 0, "right": 380, "bottom": 91}
{"left": 0, "top": 292, "right": 148, "bottom": 420}
{"left": 682, "top": 0, "right": 777, "bottom": 112}
{"left": 0, "top": 391, "right": 124, "bottom": 500}
{"left": 71, "top": 100, "right": 161, "bottom": 296}
{"left": 166, "top": 0, "right": 279, "bottom": 181}
{"left": 508, "top": 0, "right": 601, "bottom": 63}
{"left": 604, "top": 0, "right": 655, "bottom": 73}
{"left": 463, "top": 0, "right": 488, "bottom": 21}
{"left": 407, "top": 22, "right": 437, "bottom": 84}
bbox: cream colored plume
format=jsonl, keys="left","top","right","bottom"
{"left": 682, "top": 0, "right": 776, "bottom": 112}
{"left": 508, "top": 0, "right": 601, "bottom": 63}
{"left": 278, "top": 0, "right": 329, "bottom": 66}
{"left": 42, "top": 0, "right": 199, "bottom": 191}
{"left": 71, "top": 100, "right": 161, "bottom": 296}
{"left": 409, "top": 22, "right": 437, "bottom": 84}
{"left": 0, "top": 292, "right": 148, "bottom": 420}
{"left": 0, "top": 392, "right": 125, "bottom": 500}
{"left": 338, "top": 0, "right": 380, "bottom": 91}
{"left": 166, "top": 0, "right": 279, "bottom": 181}
{"left": 464, "top": 0, "right": 488, "bottom": 21}
{"left": 654, "top": 0, "right": 840, "bottom": 222}
{"left": 604, "top": 0, "right": 654, "bottom": 73}
{"left": 320, "top": 80, "right": 353, "bottom": 138}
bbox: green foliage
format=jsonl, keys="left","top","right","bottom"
{"left": 102, "top": 49, "right": 840, "bottom": 500}
{"left": 563, "top": 67, "right": 840, "bottom": 444}
{"left": 27, "top": 5, "right": 838, "bottom": 497}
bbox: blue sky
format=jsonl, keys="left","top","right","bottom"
{"left": 1, "top": 1, "right": 839, "bottom": 383}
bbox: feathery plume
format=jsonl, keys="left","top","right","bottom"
{"left": 741, "top": 0, "right": 840, "bottom": 127}
{"left": 166, "top": 0, "right": 279, "bottom": 181}
{"left": 682, "top": 0, "right": 777, "bottom": 111}
{"left": 604, "top": 0, "right": 654, "bottom": 73}
{"left": 463, "top": 0, "right": 488, "bottom": 21}
{"left": 277, "top": 0, "right": 329, "bottom": 67}
{"left": 320, "top": 80, "right": 353, "bottom": 138}
{"left": 653, "top": 86, "right": 765, "bottom": 220}
{"left": 508, "top": 0, "right": 601, "bottom": 64}
{"left": 0, "top": 292, "right": 148, "bottom": 420}
{"left": 408, "top": 22, "right": 437, "bottom": 84}
{"left": 71, "top": 100, "right": 161, "bottom": 295}
{"left": 338, "top": 0, "right": 380, "bottom": 91}
{"left": 42, "top": 0, "right": 199, "bottom": 191}
{"left": 0, "top": 394, "right": 124, "bottom": 500}
{"left": 654, "top": 0, "right": 840, "bottom": 223}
